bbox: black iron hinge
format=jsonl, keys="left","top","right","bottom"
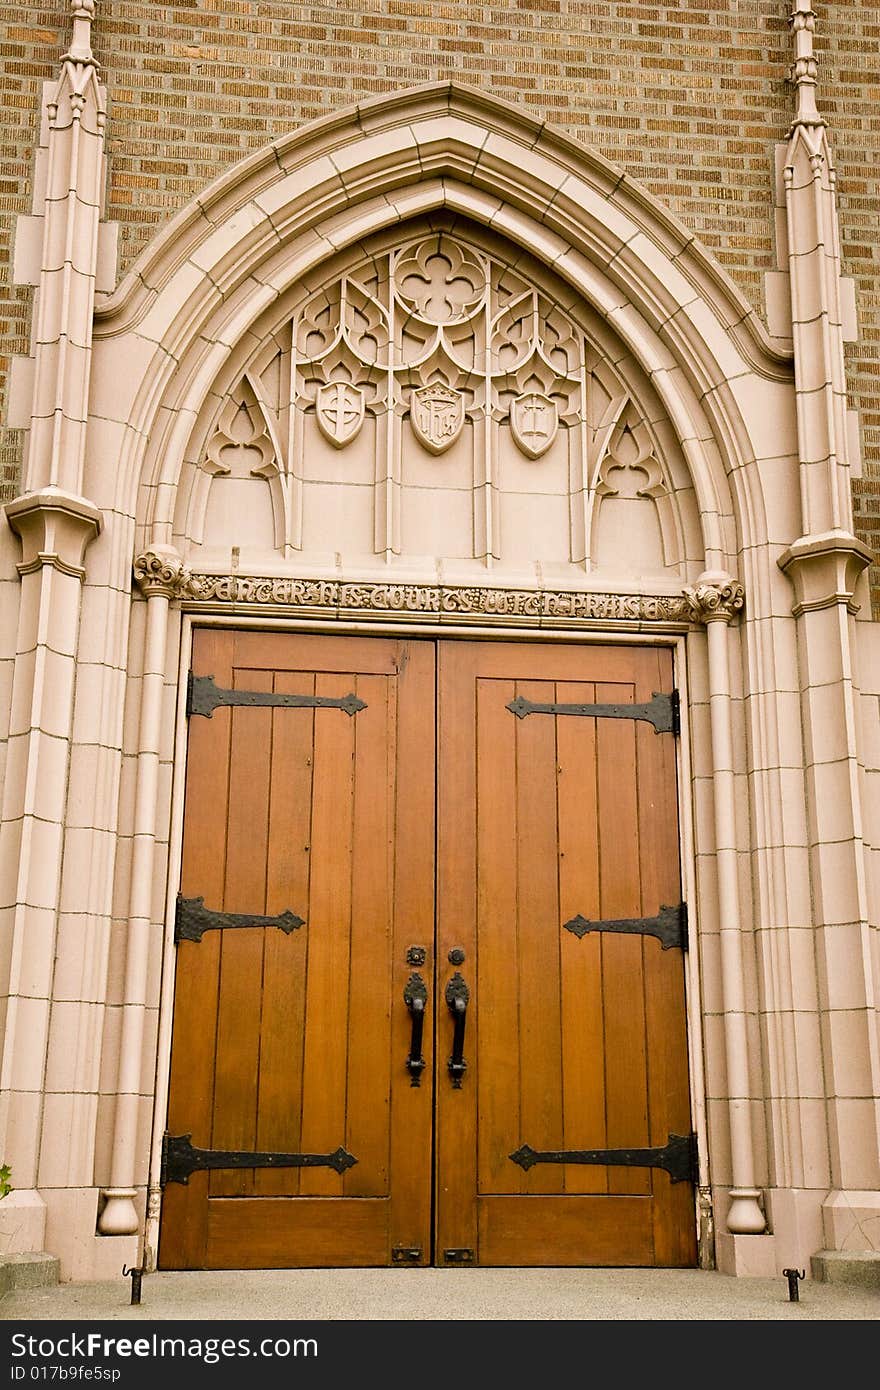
{"left": 509, "top": 1131, "right": 698, "bottom": 1185}
{"left": 563, "top": 901, "right": 688, "bottom": 952}
{"left": 186, "top": 671, "right": 366, "bottom": 719}
{"left": 160, "top": 1132, "right": 357, "bottom": 1186}
{"left": 507, "top": 688, "right": 680, "bottom": 735}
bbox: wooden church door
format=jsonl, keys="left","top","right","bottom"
{"left": 159, "top": 629, "right": 696, "bottom": 1269}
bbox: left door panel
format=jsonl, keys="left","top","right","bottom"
{"left": 159, "top": 630, "right": 436, "bottom": 1269}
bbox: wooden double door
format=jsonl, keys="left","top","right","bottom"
{"left": 159, "top": 629, "right": 696, "bottom": 1269}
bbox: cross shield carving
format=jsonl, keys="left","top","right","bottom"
{"left": 510, "top": 392, "right": 558, "bottom": 458}
{"left": 410, "top": 384, "right": 465, "bottom": 454}
{"left": 316, "top": 381, "right": 366, "bottom": 448}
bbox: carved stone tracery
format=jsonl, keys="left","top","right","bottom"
{"left": 184, "top": 225, "right": 687, "bottom": 571}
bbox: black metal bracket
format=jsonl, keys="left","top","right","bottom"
{"left": 506, "top": 689, "right": 678, "bottom": 735}
{"left": 392, "top": 1247, "right": 423, "bottom": 1263}
{"left": 563, "top": 902, "right": 687, "bottom": 952}
{"left": 161, "top": 1132, "right": 357, "bottom": 1185}
{"left": 175, "top": 894, "right": 304, "bottom": 944}
{"left": 509, "top": 1132, "right": 698, "bottom": 1184}
{"left": 188, "top": 671, "right": 367, "bottom": 719}
{"left": 443, "top": 1249, "right": 475, "bottom": 1264}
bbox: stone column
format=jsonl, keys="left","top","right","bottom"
{"left": 0, "top": 493, "right": 101, "bottom": 1252}
{"left": 778, "top": 4, "right": 880, "bottom": 1257}
{"left": 98, "top": 548, "right": 190, "bottom": 1237}
{"left": 0, "top": 3, "right": 107, "bottom": 1255}
{"left": 778, "top": 536, "right": 880, "bottom": 1248}
{"left": 686, "top": 575, "right": 766, "bottom": 1239}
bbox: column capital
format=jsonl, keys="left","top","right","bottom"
{"left": 684, "top": 573, "right": 745, "bottom": 624}
{"left": 778, "top": 530, "right": 875, "bottom": 616}
{"left": 5, "top": 488, "right": 102, "bottom": 578}
{"left": 133, "top": 546, "right": 192, "bottom": 600}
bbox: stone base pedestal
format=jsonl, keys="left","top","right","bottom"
{"left": 45, "top": 1188, "right": 139, "bottom": 1282}
{"left": 0, "top": 1190, "right": 47, "bottom": 1256}
{"left": 715, "top": 1232, "right": 778, "bottom": 1277}
{"left": 765, "top": 1188, "right": 825, "bottom": 1274}
{"left": 821, "top": 1190, "right": 880, "bottom": 1253}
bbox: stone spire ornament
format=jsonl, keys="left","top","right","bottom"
{"left": 65, "top": 0, "right": 98, "bottom": 64}
{"left": 788, "top": 1, "right": 823, "bottom": 130}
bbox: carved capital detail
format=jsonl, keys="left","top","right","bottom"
{"left": 683, "top": 578, "right": 745, "bottom": 624}
{"left": 133, "top": 547, "right": 193, "bottom": 600}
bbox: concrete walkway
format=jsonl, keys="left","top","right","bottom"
{"left": 3, "top": 1266, "right": 879, "bottom": 1322}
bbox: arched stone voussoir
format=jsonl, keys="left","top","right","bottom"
{"left": 90, "top": 83, "right": 792, "bottom": 562}
{"left": 94, "top": 84, "right": 789, "bottom": 378}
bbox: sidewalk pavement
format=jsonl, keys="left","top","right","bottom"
{"left": 3, "top": 1265, "right": 879, "bottom": 1322}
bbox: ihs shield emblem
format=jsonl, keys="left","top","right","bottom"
{"left": 410, "top": 384, "right": 465, "bottom": 455}
{"left": 315, "top": 381, "right": 366, "bottom": 448}
{"left": 510, "top": 392, "right": 558, "bottom": 459}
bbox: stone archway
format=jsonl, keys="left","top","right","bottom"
{"left": 16, "top": 78, "right": 864, "bottom": 1281}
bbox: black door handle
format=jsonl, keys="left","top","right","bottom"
{"left": 403, "top": 973, "right": 428, "bottom": 1086}
{"left": 445, "top": 971, "right": 470, "bottom": 1087}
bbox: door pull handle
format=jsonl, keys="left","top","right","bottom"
{"left": 403, "top": 973, "right": 428, "bottom": 1086}
{"left": 445, "top": 971, "right": 470, "bottom": 1087}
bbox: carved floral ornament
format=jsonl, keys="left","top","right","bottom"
{"left": 131, "top": 554, "right": 745, "bottom": 629}
{"left": 133, "top": 548, "right": 192, "bottom": 600}
{"left": 683, "top": 579, "right": 745, "bottom": 623}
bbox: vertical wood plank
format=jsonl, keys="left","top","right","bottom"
{"left": 436, "top": 641, "right": 479, "bottom": 1258}
{"left": 638, "top": 648, "right": 697, "bottom": 1264}
{"left": 514, "top": 679, "right": 564, "bottom": 1195}
{"left": 389, "top": 640, "right": 435, "bottom": 1259}
{"left": 345, "top": 673, "right": 392, "bottom": 1197}
{"left": 596, "top": 677, "right": 649, "bottom": 1197}
{"left": 299, "top": 673, "right": 356, "bottom": 1196}
{"left": 556, "top": 680, "right": 607, "bottom": 1194}
{"left": 254, "top": 671, "right": 315, "bottom": 1197}
{"left": 475, "top": 676, "right": 520, "bottom": 1194}
{"left": 210, "top": 663, "right": 273, "bottom": 1197}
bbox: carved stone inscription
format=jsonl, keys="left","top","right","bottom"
{"left": 180, "top": 570, "right": 693, "bottom": 627}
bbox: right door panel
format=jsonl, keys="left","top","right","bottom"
{"left": 436, "top": 640, "right": 696, "bottom": 1267}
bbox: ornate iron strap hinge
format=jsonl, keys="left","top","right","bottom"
{"left": 161, "top": 1133, "right": 357, "bottom": 1185}
{"left": 187, "top": 671, "right": 367, "bottom": 718}
{"left": 174, "top": 894, "right": 305, "bottom": 945}
{"left": 506, "top": 688, "right": 679, "bottom": 735}
{"left": 509, "top": 1132, "right": 698, "bottom": 1184}
{"left": 563, "top": 902, "right": 688, "bottom": 952}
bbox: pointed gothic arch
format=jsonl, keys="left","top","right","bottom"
{"left": 90, "top": 82, "right": 793, "bottom": 582}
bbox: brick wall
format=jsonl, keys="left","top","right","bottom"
{"left": 2, "top": 1, "right": 878, "bottom": 609}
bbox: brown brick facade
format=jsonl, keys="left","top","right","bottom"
{"left": 2, "top": 1, "right": 878, "bottom": 609}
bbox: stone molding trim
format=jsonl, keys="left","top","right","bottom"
{"left": 137, "top": 561, "right": 719, "bottom": 630}
{"left": 132, "top": 546, "right": 192, "bottom": 600}
{"left": 683, "top": 576, "right": 746, "bottom": 624}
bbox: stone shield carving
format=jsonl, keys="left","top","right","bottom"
{"left": 410, "top": 384, "right": 465, "bottom": 455}
{"left": 510, "top": 392, "right": 558, "bottom": 459}
{"left": 316, "top": 381, "right": 366, "bottom": 448}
